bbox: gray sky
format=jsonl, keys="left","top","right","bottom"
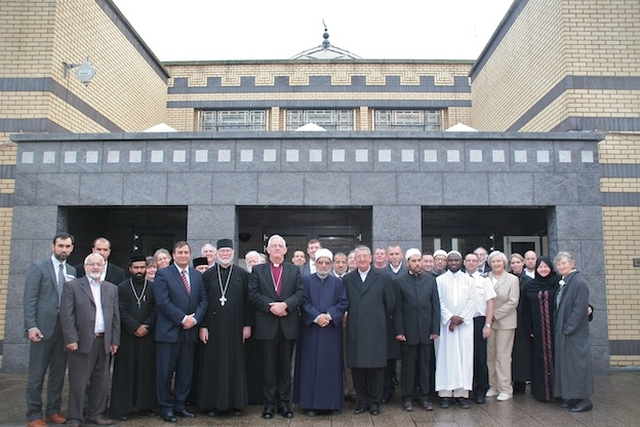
{"left": 112, "top": 0, "right": 515, "bottom": 61}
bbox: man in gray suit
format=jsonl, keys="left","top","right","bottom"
{"left": 60, "top": 253, "right": 120, "bottom": 427}
{"left": 24, "top": 232, "right": 77, "bottom": 427}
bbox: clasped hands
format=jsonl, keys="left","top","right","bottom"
{"left": 182, "top": 313, "right": 197, "bottom": 329}
{"left": 269, "top": 301, "right": 288, "bottom": 317}
{"left": 448, "top": 315, "right": 464, "bottom": 332}
{"left": 316, "top": 313, "right": 331, "bottom": 328}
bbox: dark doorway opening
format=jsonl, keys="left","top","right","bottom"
{"left": 63, "top": 206, "right": 187, "bottom": 269}
{"left": 422, "top": 207, "right": 549, "bottom": 256}
{"left": 237, "top": 206, "right": 372, "bottom": 261}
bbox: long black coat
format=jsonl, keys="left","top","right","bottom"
{"left": 343, "top": 268, "right": 395, "bottom": 368}
{"left": 394, "top": 271, "right": 440, "bottom": 344}
{"left": 554, "top": 271, "right": 594, "bottom": 400}
{"left": 110, "top": 278, "right": 156, "bottom": 416}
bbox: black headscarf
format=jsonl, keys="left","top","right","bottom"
{"left": 527, "top": 256, "right": 560, "bottom": 291}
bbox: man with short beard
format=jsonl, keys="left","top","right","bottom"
{"left": 432, "top": 250, "right": 448, "bottom": 277}
{"left": 110, "top": 255, "right": 157, "bottom": 420}
{"left": 198, "top": 239, "right": 252, "bottom": 417}
{"left": 60, "top": 253, "right": 120, "bottom": 427}
{"left": 434, "top": 251, "right": 479, "bottom": 409}
{"left": 394, "top": 249, "right": 440, "bottom": 412}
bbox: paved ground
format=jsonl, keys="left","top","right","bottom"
{"left": 1, "top": 371, "right": 639, "bottom": 426}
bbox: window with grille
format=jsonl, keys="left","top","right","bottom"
{"left": 286, "top": 110, "right": 354, "bottom": 131}
{"left": 199, "top": 110, "right": 267, "bottom": 131}
{"left": 374, "top": 110, "right": 442, "bottom": 131}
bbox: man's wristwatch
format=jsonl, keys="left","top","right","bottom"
{"left": 485, "top": 323, "right": 492, "bottom": 328}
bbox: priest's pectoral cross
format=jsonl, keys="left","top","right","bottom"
{"left": 219, "top": 296, "right": 227, "bottom": 306}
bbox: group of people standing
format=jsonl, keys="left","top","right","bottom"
{"left": 23, "top": 232, "right": 595, "bottom": 427}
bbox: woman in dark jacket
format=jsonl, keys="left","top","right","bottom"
{"left": 520, "top": 256, "right": 560, "bottom": 402}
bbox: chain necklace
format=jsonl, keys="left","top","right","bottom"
{"left": 129, "top": 278, "right": 148, "bottom": 308}
{"left": 271, "top": 263, "right": 283, "bottom": 294}
{"left": 217, "top": 264, "right": 233, "bottom": 306}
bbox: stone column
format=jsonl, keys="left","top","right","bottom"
{"left": 187, "top": 205, "right": 237, "bottom": 258}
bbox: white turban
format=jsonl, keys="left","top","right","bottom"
{"left": 314, "top": 248, "right": 333, "bottom": 262}
{"left": 405, "top": 248, "right": 422, "bottom": 260}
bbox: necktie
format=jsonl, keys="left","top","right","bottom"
{"left": 181, "top": 270, "right": 191, "bottom": 295}
{"left": 57, "top": 263, "right": 65, "bottom": 300}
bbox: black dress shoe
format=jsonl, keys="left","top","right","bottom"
{"left": 330, "top": 410, "right": 341, "bottom": 415}
{"left": 403, "top": 401, "right": 413, "bottom": 412}
{"left": 353, "top": 406, "right": 368, "bottom": 414}
{"left": 229, "top": 408, "right": 242, "bottom": 417}
{"left": 175, "top": 409, "right": 196, "bottom": 418}
{"left": 455, "top": 397, "right": 470, "bottom": 409}
{"left": 370, "top": 405, "right": 380, "bottom": 416}
{"left": 560, "top": 399, "right": 578, "bottom": 408}
{"left": 262, "top": 406, "right": 275, "bottom": 420}
{"left": 206, "top": 409, "right": 220, "bottom": 417}
{"left": 279, "top": 406, "right": 294, "bottom": 418}
{"left": 569, "top": 398, "right": 593, "bottom": 412}
{"left": 117, "top": 415, "right": 129, "bottom": 421}
{"left": 138, "top": 409, "right": 156, "bottom": 417}
{"left": 421, "top": 400, "right": 434, "bottom": 411}
{"left": 305, "top": 410, "right": 317, "bottom": 417}
{"left": 439, "top": 397, "right": 450, "bottom": 408}
{"left": 475, "top": 395, "right": 486, "bottom": 404}
{"left": 161, "top": 412, "right": 177, "bottom": 423}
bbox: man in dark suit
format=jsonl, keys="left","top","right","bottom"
{"left": 343, "top": 245, "right": 395, "bottom": 416}
{"left": 154, "top": 241, "right": 208, "bottom": 422}
{"left": 59, "top": 253, "right": 120, "bottom": 427}
{"left": 75, "top": 237, "right": 126, "bottom": 284}
{"left": 24, "top": 232, "right": 77, "bottom": 427}
{"left": 299, "top": 238, "right": 322, "bottom": 277}
{"left": 248, "top": 234, "right": 305, "bottom": 420}
{"left": 394, "top": 248, "right": 440, "bottom": 412}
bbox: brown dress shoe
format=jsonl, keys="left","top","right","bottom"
{"left": 26, "top": 419, "right": 47, "bottom": 427}
{"left": 45, "top": 414, "right": 66, "bottom": 424}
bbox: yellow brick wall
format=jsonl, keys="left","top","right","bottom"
{"left": 599, "top": 133, "right": 640, "bottom": 164}
{"left": 602, "top": 206, "right": 640, "bottom": 366}
{"left": 164, "top": 61, "right": 474, "bottom": 132}
{"left": 472, "top": 0, "right": 566, "bottom": 131}
{"left": 472, "top": 0, "right": 640, "bottom": 132}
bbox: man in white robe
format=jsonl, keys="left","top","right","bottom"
{"left": 434, "top": 251, "right": 479, "bottom": 409}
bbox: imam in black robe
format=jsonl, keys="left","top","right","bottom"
{"left": 110, "top": 277, "right": 157, "bottom": 418}
{"left": 198, "top": 264, "right": 253, "bottom": 412}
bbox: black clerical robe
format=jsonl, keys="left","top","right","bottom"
{"left": 110, "top": 278, "right": 157, "bottom": 417}
{"left": 198, "top": 264, "right": 253, "bottom": 411}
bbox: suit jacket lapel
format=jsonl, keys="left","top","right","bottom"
{"left": 361, "top": 269, "right": 377, "bottom": 295}
{"left": 81, "top": 277, "right": 95, "bottom": 306}
{"left": 46, "top": 261, "right": 58, "bottom": 293}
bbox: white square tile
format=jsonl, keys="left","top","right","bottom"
{"left": 559, "top": 150, "right": 572, "bottom": 163}
{"left": 286, "top": 149, "right": 299, "bottom": 162}
{"left": 309, "top": 149, "right": 322, "bottom": 162}
{"left": 151, "top": 150, "right": 163, "bottom": 163}
{"left": 536, "top": 150, "right": 549, "bottom": 163}
{"left": 424, "top": 150, "right": 437, "bottom": 162}
{"left": 401, "top": 149, "right": 414, "bottom": 162}
{"left": 378, "top": 149, "right": 391, "bottom": 162}
{"left": 469, "top": 150, "right": 482, "bottom": 162}
{"left": 43, "top": 151, "right": 56, "bottom": 164}
{"left": 240, "top": 149, "right": 253, "bottom": 162}
{"left": 492, "top": 150, "right": 505, "bottom": 162}
{"left": 447, "top": 150, "right": 460, "bottom": 162}
{"left": 332, "top": 149, "right": 345, "bottom": 162}
{"left": 218, "top": 150, "right": 231, "bottom": 162}
{"left": 195, "top": 150, "right": 208, "bottom": 162}
{"left": 355, "top": 149, "right": 368, "bottom": 162}
{"left": 107, "top": 151, "right": 120, "bottom": 163}
{"left": 581, "top": 150, "right": 594, "bottom": 163}
{"left": 21, "top": 152, "right": 34, "bottom": 164}
{"left": 129, "top": 150, "right": 142, "bottom": 163}
{"left": 64, "top": 151, "right": 77, "bottom": 163}
{"left": 173, "top": 150, "right": 186, "bottom": 163}
{"left": 514, "top": 150, "right": 527, "bottom": 163}
{"left": 264, "top": 149, "right": 277, "bottom": 162}
{"left": 85, "top": 151, "right": 98, "bottom": 163}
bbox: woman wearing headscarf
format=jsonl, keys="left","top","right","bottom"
{"left": 520, "top": 256, "right": 559, "bottom": 402}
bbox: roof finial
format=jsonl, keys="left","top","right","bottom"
{"left": 322, "top": 19, "right": 330, "bottom": 48}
